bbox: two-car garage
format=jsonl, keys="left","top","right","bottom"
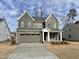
{"left": 20, "top": 32, "right": 41, "bottom": 43}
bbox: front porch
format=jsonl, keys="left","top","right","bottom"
{"left": 42, "top": 28, "right": 63, "bottom": 43}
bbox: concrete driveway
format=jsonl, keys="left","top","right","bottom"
{"left": 7, "top": 43, "right": 59, "bottom": 59}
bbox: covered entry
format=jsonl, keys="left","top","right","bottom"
{"left": 20, "top": 32, "right": 41, "bottom": 43}
{"left": 42, "top": 27, "right": 63, "bottom": 43}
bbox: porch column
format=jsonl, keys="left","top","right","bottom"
{"left": 43, "top": 31, "right": 44, "bottom": 42}
{"left": 16, "top": 32, "right": 20, "bottom": 44}
{"left": 48, "top": 32, "right": 50, "bottom": 41}
{"left": 60, "top": 32, "right": 62, "bottom": 42}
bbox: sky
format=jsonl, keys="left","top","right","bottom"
{"left": 0, "top": 0, "right": 79, "bottom": 32}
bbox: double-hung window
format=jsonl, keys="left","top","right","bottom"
{"left": 20, "top": 21, "right": 24, "bottom": 28}
{"left": 27, "top": 22, "right": 31, "bottom": 28}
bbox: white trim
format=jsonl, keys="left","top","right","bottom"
{"left": 60, "top": 32, "right": 62, "bottom": 42}
{"left": 45, "top": 14, "right": 52, "bottom": 21}
{"left": 43, "top": 31, "right": 44, "bottom": 42}
{"left": 42, "top": 27, "right": 51, "bottom": 32}
{"left": 45, "top": 14, "right": 58, "bottom": 23}
{"left": 48, "top": 32, "right": 50, "bottom": 41}
{"left": 17, "top": 10, "right": 35, "bottom": 21}
{"left": 17, "top": 11, "right": 26, "bottom": 20}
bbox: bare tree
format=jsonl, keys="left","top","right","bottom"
{"left": 67, "top": 8, "right": 77, "bottom": 23}
{"left": 61, "top": 8, "right": 77, "bottom": 25}
{"left": 34, "top": 6, "right": 45, "bottom": 17}
{"left": 34, "top": 1, "right": 46, "bottom": 17}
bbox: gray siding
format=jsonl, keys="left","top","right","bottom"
{"left": 18, "top": 11, "right": 33, "bottom": 29}
{"left": 18, "top": 12, "right": 44, "bottom": 30}
{"left": 63, "top": 24, "right": 79, "bottom": 41}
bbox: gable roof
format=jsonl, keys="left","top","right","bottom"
{"left": 17, "top": 10, "right": 35, "bottom": 21}
{"left": 45, "top": 14, "right": 58, "bottom": 22}
{"left": 17, "top": 10, "right": 58, "bottom": 22}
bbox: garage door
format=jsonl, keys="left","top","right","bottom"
{"left": 20, "top": 34, "right": 41, "bottom": 43}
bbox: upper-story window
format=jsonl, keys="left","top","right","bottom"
{"left": 20, "top": 21, "right": 24, "bottom": 28}
{"left": 53, "top": 23, "right": 57, "bottom": 29}
{"left": 48, "top": 23, "right": 51, "bottom": 28}
{"left": 33, "top": 23, "right": 43, "bottom": 28}
{"left": 47, "top": 23, "right": 57, "bottom": 29}
{"left": 27, "top": 22, "right": 31, "bottom": 28}
{"left": 69, "top": 28, "right": 71, "bottom": 31}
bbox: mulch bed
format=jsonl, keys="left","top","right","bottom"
{"left": 51, "top": 41, "right": 70, "bottom": 45}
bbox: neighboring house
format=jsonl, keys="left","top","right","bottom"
{"left": 0, "top": 19, "right": 10, "bottom": 41}
{"left": 16, "top": 10, "right": 63, "bottom": 43}
{"left": 63, "top": 21, "right": 79, "bottom": 41}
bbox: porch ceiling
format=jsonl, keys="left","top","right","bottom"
{"left": 42, "top": 27, "right": 63, "bottom": 32}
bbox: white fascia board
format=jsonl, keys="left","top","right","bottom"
{"left": 17, "top": 10, "right": 35, "bottom": 21}
{"left": 45, "top": 14, "right": 52, "bottom": 21}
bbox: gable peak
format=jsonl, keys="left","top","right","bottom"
{"left": 17, "top": 10, "right": 35, "bottom": 21}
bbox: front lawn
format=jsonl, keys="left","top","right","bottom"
{"left": 45, "top": 41, "right": 79, "bottom": 59}
{"left": 0, "top": 41, "right": 17, "bottom": 59}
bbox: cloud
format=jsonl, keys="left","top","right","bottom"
{"left": 0, "top": 0, "right": 79, "bottom": 31}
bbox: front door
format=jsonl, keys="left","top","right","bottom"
{"left": 44, "top": 32, "right": 48, "bottom": 41}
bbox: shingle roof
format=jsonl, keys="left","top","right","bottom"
{"left": 72, "top": 24, "right": 79, "bottom": 29}
{"left": 63, "top": 24, "right": 79, "bottom": 30}
{"left": 33, "top": 17, "right": 46, "bottom": 22}
{"left": 0, "top": 19, "right": 4, "bottom": 21}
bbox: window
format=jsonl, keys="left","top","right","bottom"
{"left": 48, "top": 23, "right": 57, "bottom": 29}
{"left": 33, "top": 23, "right": 43, "bottom": 28}
{"left": 69, "top": 28, "right": 71, "bottom": 31}
{"left": 68, "top": 34, "right": 71, "bottom": 38}
{"left": 48, "top": 23, "right": 51, "bottom": 28}
{"left": 50, "top": 23, "right": 54, "bottom": 29}
{"left": 53, "top": 23, "right": 57, "bottom": 29}
{"left": 20, "top": 21, "right": 24, "bottom": 28}
{"left": 27, "top": 22, "right": 31, "bottom": 28}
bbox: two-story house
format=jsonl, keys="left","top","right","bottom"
{"left": 16, "top": 10, "right": 62, "bottom": 43}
